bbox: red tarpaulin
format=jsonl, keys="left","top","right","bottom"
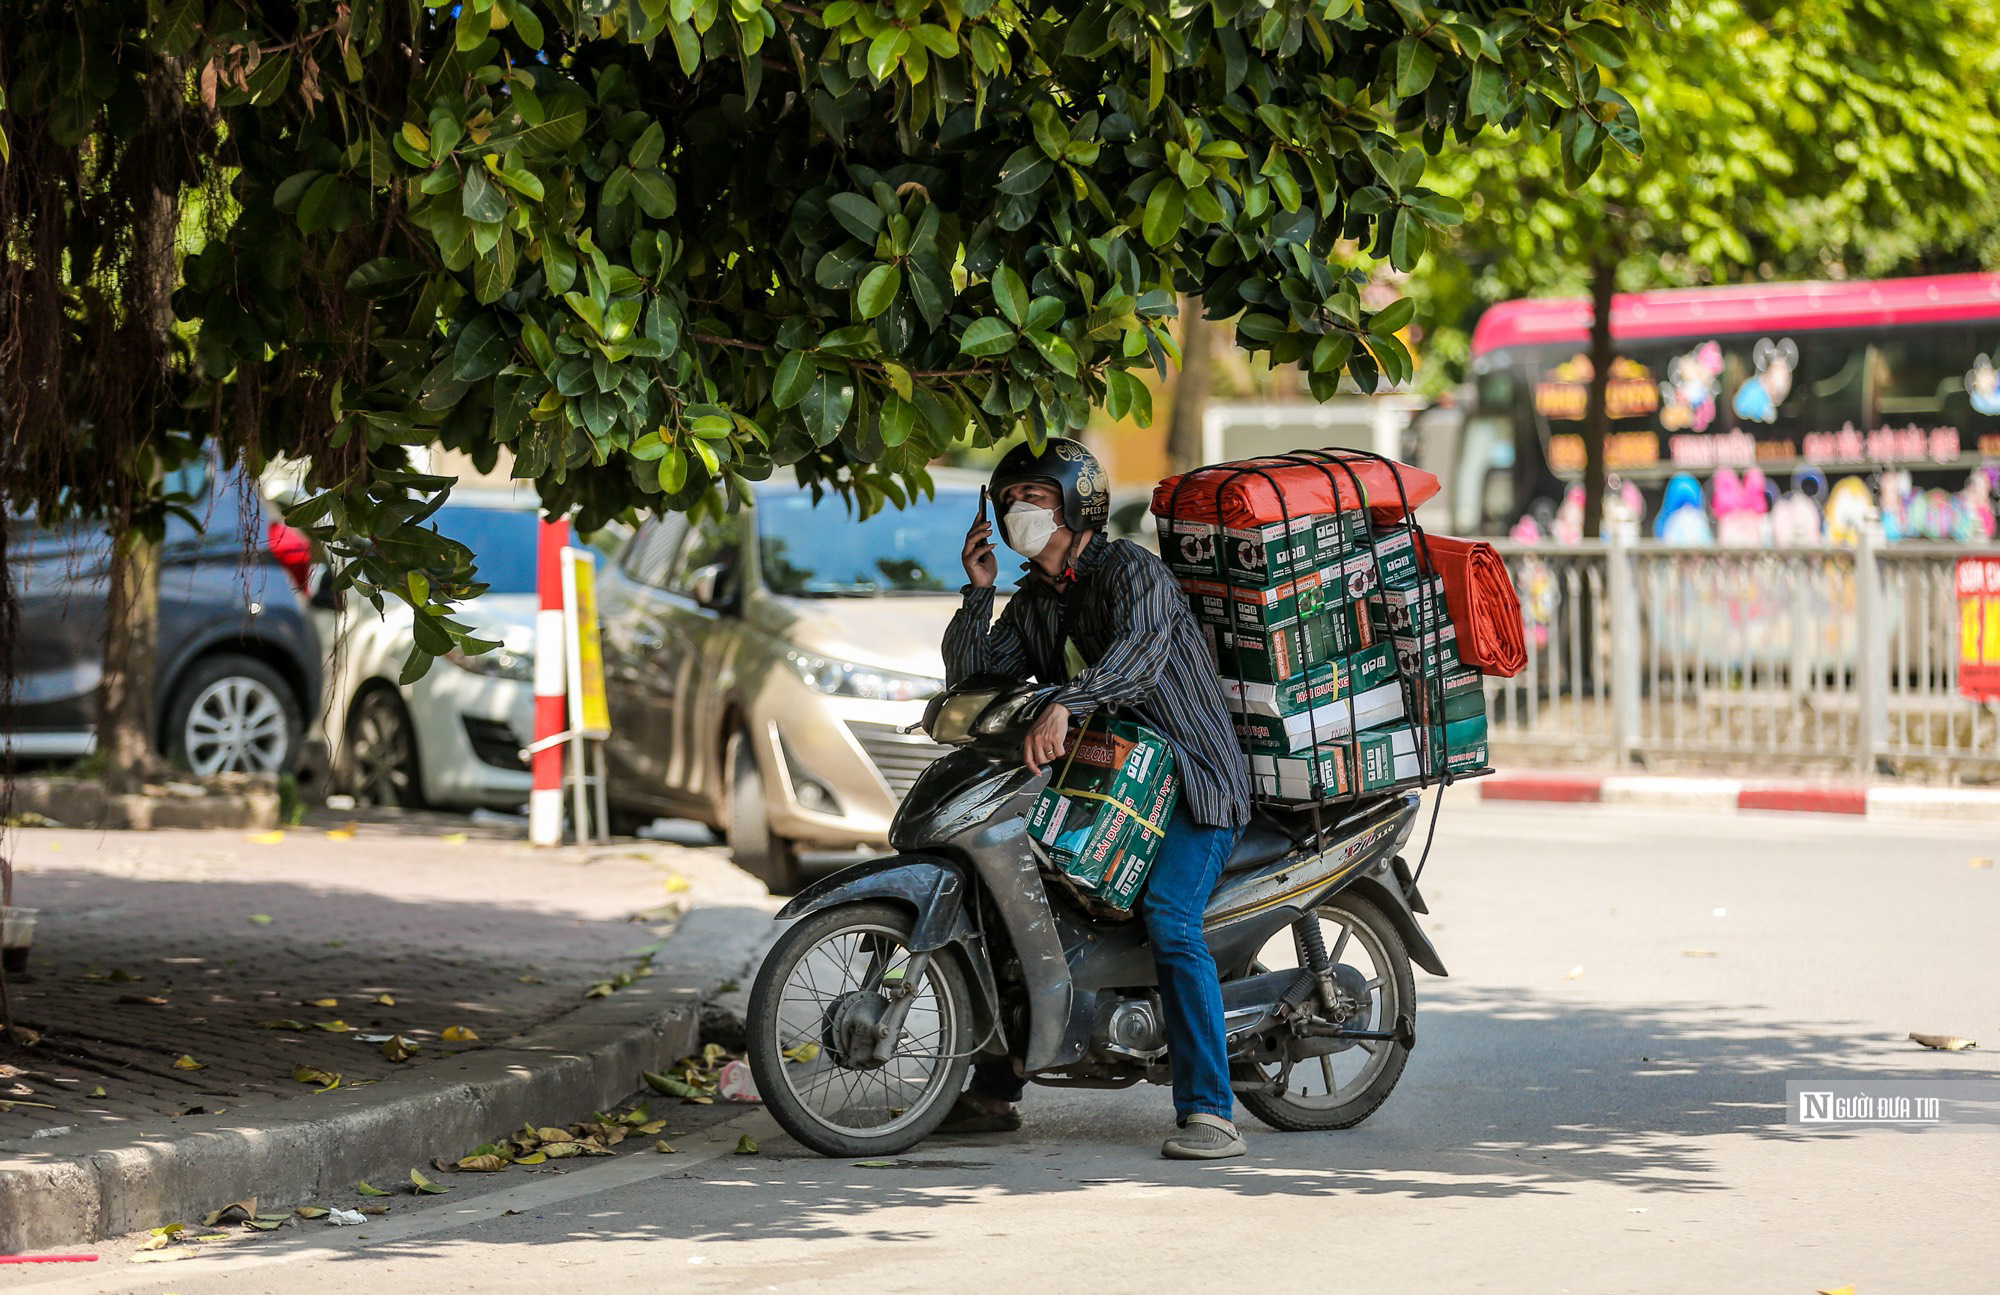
{"left": 1416, "top": 535, "right": 1526, "bottom": 678}
{"left": 1152, "top": 453, "right": 1440, "bottom": 529}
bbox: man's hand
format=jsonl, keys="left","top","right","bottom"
{"left": 1023, "top": 701, "right": 1072, "bottom": 777}
{"left": 962, "top": 517, "right": 997, "bottom": 589}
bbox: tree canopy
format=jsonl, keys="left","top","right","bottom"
{"left": 3, "top": 0, "right": 1641, "bottom": 671}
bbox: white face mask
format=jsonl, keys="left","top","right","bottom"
{"left": 1001, "top": 503, "right": 1060, "bottom": 557}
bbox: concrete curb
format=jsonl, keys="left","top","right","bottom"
{"left": 0, "top": 904, "right": 778, "bottom": 1253}
{"left": 1479, "top": 772, "right": 2000, "bottom": 821}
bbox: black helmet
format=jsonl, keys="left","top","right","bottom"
{"left": 989, "top": 437, "right": 1110, "bottom": 532}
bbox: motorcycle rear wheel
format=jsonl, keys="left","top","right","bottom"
{"left": 1239, "top": 892, "right": 1415, "bottom": 1133}
{"left": 748, "top": 901, "right": 974, "bottom": 1158}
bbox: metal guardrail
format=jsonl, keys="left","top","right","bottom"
{"left": 1484, "top": 532, "right": 2000, "bottom": 776}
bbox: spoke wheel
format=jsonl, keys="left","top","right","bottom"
{"left": 344, "top": 687, "right": 422, "bottom": 808}
{"left": 1238, "top": 891, "right": 1415, "bottom": 1132}
{"left": 748, "top": 901, "right": 973, "bottom": 1158}
{"left": 165, "top": 655, "right": 301, "bottom": 777}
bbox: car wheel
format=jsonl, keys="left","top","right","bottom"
{"left": 724, "top": 728, "right": 803, "bottom": 894}
{"left": 343, "top": 686, "right": 424, "bottom": 808}
{"left": 165, "top": 654, "right": 302, "bottom": 777}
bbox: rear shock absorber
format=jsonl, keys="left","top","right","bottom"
{"left": 1292, "top": 916, "right": 1342, "bottom": 1015}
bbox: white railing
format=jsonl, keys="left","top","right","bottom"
{"left": 1486, "top": 530, "right": 2000, "bottom": 776}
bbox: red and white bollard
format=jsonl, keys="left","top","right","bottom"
{"left": 530, "top": 516, "right": 572, "bottom": 847}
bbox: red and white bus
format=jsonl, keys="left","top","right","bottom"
{"left": 1447, "top": 271, "right": 2000, "bottom": 542}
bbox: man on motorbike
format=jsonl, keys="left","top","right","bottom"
{"left": 940, "top": 437, "right": 1254, "bottom": 1160}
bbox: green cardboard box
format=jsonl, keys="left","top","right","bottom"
{"left": 1366, "top": 577, "right": 1450, "bottom": 637}
{"left": 1233, "top": 681, "right": 1407, "bottom": 754}
{"left": 1222, "top": 642, "right": 1398, "bottom": 717}
{"left": 1221, "top": 515, "right": 1320, "bottom": 587}
{"left": 1027, "top": 717, "right": 1179, "bottom": 917}
{"left": 1421, "top": 714, "right": 1490, "bottom": 776}
{"left": 1209, "top": 603, "right": 1372, "bottom": 685}
{"left": 1182, "top": 569, "right": 1335, "bottom": 635}
{"left": 1156, "top": 516, "right": 1220, "bottom": 579}
{"left": 1414, "top": 681, "right": 1487, "bottom": 729}
{"left": 1365, "top": 525, "right": 1426, "bottom": 591}
{"left": 1250, "top": 725, "right": 1420, "bottom": 802}
{"left": 1313, "top": 509, "right": 1371, "bottom": 563}
{"left": 1392, "top": 621, "right": 1462, "bottom": 679}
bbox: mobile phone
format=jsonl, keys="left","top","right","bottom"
{"left": 977, "top": 485, "right": 989, "bottom": 524}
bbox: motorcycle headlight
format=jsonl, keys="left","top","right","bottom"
{"left": 445, "top": 642, "right": 535, "bottom": 683}
{"left": 786, "top": 650, "right": 942, "bottom": 702}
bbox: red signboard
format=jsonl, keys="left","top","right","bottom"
{"left": 1958, "top": 557, "right": 2000, "bottom": 701}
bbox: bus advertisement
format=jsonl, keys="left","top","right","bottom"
{"left": 1451, "top": 272, "right": 2000, "bottom": 543}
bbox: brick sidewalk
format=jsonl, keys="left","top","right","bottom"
{"left": 0, "top": 810, "right": 776, "bottom": 1137}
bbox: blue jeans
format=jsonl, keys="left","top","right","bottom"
{"left": 971, "top": 801, "right": 1244, "bottom": 1124}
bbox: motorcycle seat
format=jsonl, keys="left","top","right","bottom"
{"left": 1222, "top": 812, "right": 1298, "bottom": 873}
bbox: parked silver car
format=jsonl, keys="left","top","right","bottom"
{"left": 598, "top": 473, "right": 1012, "bottom": 890}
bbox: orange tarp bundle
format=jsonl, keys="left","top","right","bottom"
{"left": 1151, "top": 452, "right": 1440, "bottom": 529}
{"left": 1416, "top": 534, "right": 1527, "bottom": 678}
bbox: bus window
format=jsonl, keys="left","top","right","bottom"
{"left": 1872, "top": 337, "right": 1972, "bottom": 422}
{"left": 1452, "top": 415, "right": 1516, "bottom": 533}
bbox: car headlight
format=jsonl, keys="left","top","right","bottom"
{"left": 444, "top": 643, "right": 535, "bottom": 683}
{"left": 785, "top": 650, "right": 942, "bottom": 702}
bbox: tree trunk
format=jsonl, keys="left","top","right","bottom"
{"left": 100, "top": 523, "right": 166, "bottom": 793}
{"left": 1165, "top": 298, "right": 1213, "bottom": 473}
{"left": 96, "top": 65, "right": 182, "bottom": 796}
{"left": 1582, "top": 251, "right": 1617, "bottom": 540}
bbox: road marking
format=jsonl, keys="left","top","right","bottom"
{"left": 27, "top": 1109, "right": 778, "bottom": 1293}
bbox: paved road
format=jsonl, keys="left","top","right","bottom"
{"left": 12, "top": 801, "right": 1997, "bottom": 1293}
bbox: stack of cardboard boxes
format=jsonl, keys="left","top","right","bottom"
{"left": 1159, "top": 506, "right": 1492, "bottom": 803}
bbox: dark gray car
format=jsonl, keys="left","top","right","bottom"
{"left": 5, "top": 458, "right": 323, "bottom": 776}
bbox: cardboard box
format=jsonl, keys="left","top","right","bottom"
{"left": 1222, "top": 642, "right": 1398, "bottom": 717}
{"left": 1182, "top": 570, "right": 1335, "bottom": 635}
{"left": 1392, "top": 621, "right": 1462, "bottom": 679}
{"left": 1209, "top": 603, "right": 1372, "bottom": 685}
{"left": 1220, "top": 515, "right": 1320, "bottom": 587}
{"left": 1414, "top": 681, "right": 1487, "bottom": 729}
{"left": 1421, "top": 714, "right": 1490, "bottom": 776}
{"left": 1233, "top": 681, "right": 1407, "bottom": 754}
{"left": 1156, "top": 516, "right": 1220, "bottom": 579}
{"left": 1026, "top": 718, "right": 1178, "bottom": 917}
{"left": 1365, "top": 525, "right": 1426, "bottom": 591}
{"left": 1366, "top": 577, "right": 1450, "bottom": 637}
{"left": 1250, "top": 725, "right": 1420, "bottom": 802}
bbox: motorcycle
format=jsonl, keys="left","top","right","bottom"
{"left": 745, "top": 676, "right": 1447, "bottom": 1158}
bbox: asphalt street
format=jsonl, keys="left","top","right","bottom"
{"left": 9, "top": 800, "right": 1997, "bottom": 1294}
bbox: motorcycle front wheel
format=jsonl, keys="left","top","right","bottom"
{"left": 747, "top": 901, "right": 975, "bottom": 1158}
{"left": 1238, "top": 892, "right": 1416, "bottom": 1132}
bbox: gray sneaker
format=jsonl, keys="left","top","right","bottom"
{"left": 1161, "top": 1113, "right": 1246, "bottom": 1160}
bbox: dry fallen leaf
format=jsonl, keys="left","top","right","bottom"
{"left": 853, "top": 1160, "right": 897, "bottom": 1168}
{"left": 257, "top": 1019, "right": 309, "bottom": 1031}
{"left": 735, "top": 1134, "right": 759, "bottom": 1155}
{"left": 1970, "top": 857, "right": 1994, "bottom": 870}
{"left": 381, "top": 1035, "right": 418, "bottom": 1063}
{"left": 357, "top": 1204, "right": 390, "bottom": 1216}
{"left": 117, "top": 993, "right": 170, "bottom": 1006}
{"left": 442, "top": 1025, "right": 479, "bottom": 1043}
{"left": 375, "top": 993, "right": 397, "bottom": 1007}
{"left": 129, "top": 1249, "right": 195, "bottom": 1264}
{"left": 305, "top": 997, "right": 339, "bottom": 1008}
{"left": 88, "top": 1085, "right": 107, "bottom": 1098}
{"left": 782, "top": 1042, "right": 821, "bottom": 1064}
{"left": 291, "top": 1065, "right": 342, "bottom": 1089}
{"left": 663, "top": 873, "right": 691, "bottom": 893}
{"left": 245, "top": 830, "right": 285, "bottom": 845}
{"left": 457, "top": 1154, "right": 508, "bottom": 1172}
{"left": 173, "top": 1054, "right": 207, "bottom": 1071}
{"left": 248, "top": 914, "right": 275, "bottom": 925}
{"left": 325, "top": 823, "right": 358, "bottom": 841}
{"left": 1816, "top": 1286, "right": 1855, "bottom": 1295}
{"left": 356, "top": 1180, "right": 392, "bottom": 1197}
{"left": 513, "top": 1150, "right": 548, "bottom": 1165}
{"left": 409, "top": 1167, "right": 452, "bottom": 1194}
{"left": 203, "top": 1199, "right": 257, "bottom": 1227}
{"left": 1909, "top": 1032, "right": 1977, "bottom": 1052}
{"left": 141, "top": 1223, "right": 185, "bottom": 1250}
{"left": 654, "top": 1140, "right": 677, "bottom": 1154}
{"left": 313, "top": 1019, "right": 354, "bottom": 1033}
{"left": 441, "top": 832, "right": 468, "bottom": 845}
{"left": 541, "top": 1142, "right": 584, "bottom": 1159}
{"left": 294, "top": 1206, "right": 330, "bottom": 1219}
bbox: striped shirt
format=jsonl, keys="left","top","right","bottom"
{"left": 943, "top": 532, "right": 1251, "bottom": 829}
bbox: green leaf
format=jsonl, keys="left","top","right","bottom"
{"left": 453, "top": 315, "right": 512, "bottom": 380}
{"left": 1395, "top": 36, "right": 1438, "bottom": 97}
{"left": 879, "top": 393, "right": 916, "bottom": 447}
{"left": 631, "top": 170, "right": 676, "bottom": 219}
{"left": 772, "top": 350, "right": 815, "bottom": 409}
{"left": 802, "top": 372, "right": 856, "bottom": 445}
{"left": 461, "top": 167, "right": 508, "bottom": 223}
{"left": 828, "top": 193, "right": 885, "bottom": 242}
{"left": 958, "top": 318, "right": 1016, "bottom": 357}
{"left": 1312, "top": 332, "right": 1355, "bottom": 373}
{"left": 1142, "top": 182, "right": 1185, "bottom": 247}
{"left": 657, "top": 446, "right": 689, "bottom": 493}
{"left": 629, "top": 121, "right": 666, "bottom": 168}
{"left": 1027, "top": 332, "right": 1077, "bottom": 376}
{"left": 346, "top": 258, "right": 429, "bottom": 300}
{"left": 991, "top": 266, "right": 1028, "bottom": 326}
{"left": 1368, "top": 297, "right": 1416, "bottom": 336}
{"left": 857, "top": 264, "right": 902, "bottom": 319}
